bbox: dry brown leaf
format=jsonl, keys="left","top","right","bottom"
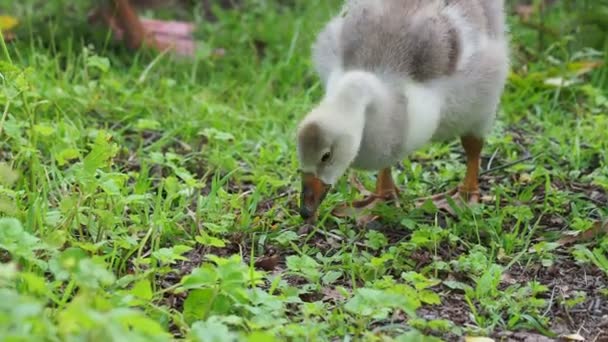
{"left": 496, "top": 331, "right": 554, "bottom": 342}
{"left": 557, "top": 220, "right": 608, "bottom": 246}
{"left": 297, "top": 224, "right": 315, "bottom": 236}
{"left": 254, "top": 254, "right": 280, "bottom": 271}
{"left": 519, "top": 172, "right": 532, "bottom": 184}
{"left": 569, "top": 60, "right": 604, "bottom": 76}
{"left": 321, "top": 287, "right": 346, "bottom": 302}
{"left": 348, "top": 173, "right": 373, "bottom": 196}
{"left": 465, "top": 337, "right": 494, "bottom": 342}
{"left": 481, "top": 194, "right": 496, "bottom": 203}
{"left": 558, "top": 333, "right": 585, "bottom": 341}
{"left": 500, "top": 272, "right": 518, "bottom": 285}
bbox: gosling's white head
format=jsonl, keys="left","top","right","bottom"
{"left": 296, "top": 71, "right": 383, "bottom": 220}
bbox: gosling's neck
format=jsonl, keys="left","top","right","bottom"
{"left": 321, "top": 70, "right": 392, "bottom": 138}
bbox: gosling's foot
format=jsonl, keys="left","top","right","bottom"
{"left": 137, "top": 18, "right": 196, "bottom": 56}
{"left": 89, "top": 7, "right": 196, "bottom": 56}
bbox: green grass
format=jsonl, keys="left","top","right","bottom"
{"left": 1, "top": 0, "right": 607, "bottom": 341}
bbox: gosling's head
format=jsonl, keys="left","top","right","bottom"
{"left": 296, "top": 104, "right": 363, "bottom": 221}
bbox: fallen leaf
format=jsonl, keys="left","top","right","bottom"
{"left": 568, "top": 60, "right": 604, "bottom": 76}
{"left": 496, "top": 331, "right": 554, "bottom": 342}
{"left": 348, "top": 174, "right": 373, "bottom": 196}
{"left": 558, "top": 333, "right": 585, "bottom": 341}
{"left": 519, "top": 173, "right": 532, "bottom": 184}
{"left": 544, "top": 77, "right": 578, "bottom": 88}
{"left": 500, "top": 272, "right": 518, "bottom": 285}
{"left": 481, "top": 194, "right": 496, "bottom": 203}
{"left": 321, "top": 287, "right": 345, "bottom": 302}
{"left": 299, "top": 291, "right": 323, "bottom": 303}
{"left": 557, "top": 220, "right": 608, "bottom": 246}
{"left": 465, "top": 337, "right": 494, "bottom": 342}
{"left": 297, "top": 224, "right": 314, "bottom": 235}
{"left": 254, "top": 254, "right": 280, "bottom": 271}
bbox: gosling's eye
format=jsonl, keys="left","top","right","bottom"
{"left": 321, "top": 152, "right": 331, "bottom": 163}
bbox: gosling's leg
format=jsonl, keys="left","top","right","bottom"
{"left": 416, "top": 135, "right": 482, "bottom": 213}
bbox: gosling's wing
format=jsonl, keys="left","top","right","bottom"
{"left": 339, "top": 0, "right": 507, "bottom": 81}
{"left": 311, "top": 17, "right": 345, "bottom": 88}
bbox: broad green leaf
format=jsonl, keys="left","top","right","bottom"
{"left": 195, "top": 233, "right": 226, "bottom": 248}
{"left": 0, "top": 196, "right": 17, "bottom": 215}
{"left": 111, "top": 308, "right": 169, "bottom": 337}
{"left": 365, "top": 230, "right": 388, "bottom": 250}
{"left": 273, "top": 231, "right": 299, "bottom": 245}
{"left": 52, "top": 247, "right": 88, "bottom": 274}
{"left": 200, "top": 128, "right": 234, "bottom": 142}
{"left": 152, "top": 245, "right": 192, "bottom": 265}
{"left": 189, "top": 319, "right": 238, "bottom": 342}
{"left": 81, "top": 131, "right": 118, "bottom": 177}
{"left": 131, "top": 279, "right": 153, "bottom": 301}
{"left": 19, "top": 272, "right": 49, "bottom": 296}
{"left": 286, "top": 255, "right": 320, "bottom": 281}
{"left": 322, "top": 271, "right": 342, "bottom": 285}
{"left": 0, "top": 163, "right": 18, "bottom": 186}
{"left": 247, "top": 331, "right": 278, "bottom": 342}
{"left": 135, "top": 119, "right": 161, "bottom": 131}
{"left": 183, "top": 289, "right": 231, "bottom": 324}
{"left": 86, "top": 55, "right": 110, "bottom": 73}
{"left": 183, "top": 289, "right": 213, "bottom": 324}
{"left": 396, "top": 330, "right": 443, "bottom": 342}
{"left": 73, "top": 258, "right": 116, "bottom": 289}
{"left": 54, "top": 148, "right": 81, "bottom": 166}
{"left": 402, "top": 271, "right": 441, "bottom": 290}
{"left": 33, "top": 124, "right": 55, "bottom": 137}
{"left": 475, "top": 264, "right": 503, "bottom": 298}
{"left": 442, "top": 280, "right": 472, "bottom": 292}
{"left": 419, "top": 290, "right": 441, "bottom": 305}
{"left": 344, "top": 288, "right": 417, "bottom": 320}
{"left": 0, "top": 217, "right": 46, "bottom": 266}
{"left": 181, "top": 265, "right": 218, "bottom": 289}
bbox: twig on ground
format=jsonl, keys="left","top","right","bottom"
{"left": 480, "top": 152, "right": 542, "bottom": 176}
{"left": 486, "top": 148, "right": 499, "bottom": 171}
{"left": 542, "top": 286, "right": 558, "bottom": 317}
{"left": 315, "top": 229, "right": 368, "bottom": 248}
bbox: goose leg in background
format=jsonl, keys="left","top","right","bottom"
{"left": 89, "top": 0, "right": 196, "bottom": 57}
{"left": 416, "top": 135, "right": 482, "bottom": 214}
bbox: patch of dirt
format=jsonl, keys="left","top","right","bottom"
{"left": 506, "top": 257, "right": 608, "bottom": 341}
{"left": 412, "top": 252, "right": 608, "bottom": 341}
{"left": 418, "top": 291, "right": 475, "bottom": 327}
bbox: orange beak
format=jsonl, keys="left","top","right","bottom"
{"left": 299, "top": 172, "right": 330, "bottom": 221}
